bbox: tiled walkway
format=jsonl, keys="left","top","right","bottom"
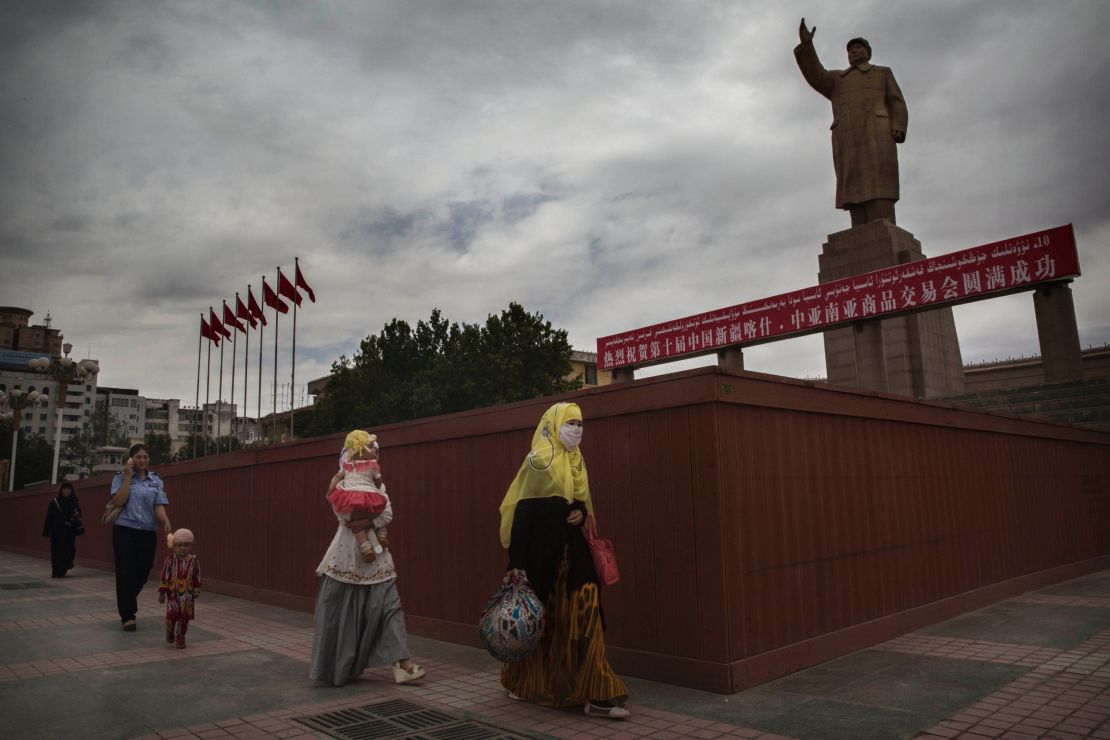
{"left": 0, "top": 550, "right": 1107, "bottom": 739}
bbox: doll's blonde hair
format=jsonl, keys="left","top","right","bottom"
{"left": 343, "top": 430, "right": 377, "bottom": 459}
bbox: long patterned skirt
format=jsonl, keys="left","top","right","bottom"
{"left": 500, "top": 556, "right": 628, "bottom": 707}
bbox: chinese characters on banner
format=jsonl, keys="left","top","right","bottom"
{"left": 598, "top": 224, "right": 1080, "bottom": 371}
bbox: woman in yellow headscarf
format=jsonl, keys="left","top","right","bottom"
{"left": 498, "top": 402, "right": 629, "bottom": 719}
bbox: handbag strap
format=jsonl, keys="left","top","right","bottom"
{"left": 585, "top": 513, "right": 600, "bottom": 543}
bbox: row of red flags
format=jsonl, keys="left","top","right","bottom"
{"left": 200, "top": 263, "right": 315, "bottom": 345}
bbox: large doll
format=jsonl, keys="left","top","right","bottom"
{"left": 327, "top": 430, "right": 391, "bottom": 562}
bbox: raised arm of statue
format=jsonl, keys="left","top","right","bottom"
{"left": 794, "top": 21, "right": 834, "bottom": 100}
{"left": 799, "top": 18, "right": 815, "bottom": 45}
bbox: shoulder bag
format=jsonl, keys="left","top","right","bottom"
{"left": 55, "top": 499, "right": 86, "bottom": 536}
{"left": 102, "top": 501, "right": 122, "bottom": 525}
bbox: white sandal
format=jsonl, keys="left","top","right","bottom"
{"left": 392, "top": 661, "right": 426, "bottom": 684}
{"left": 584, "top": 701, "right": 630, "bottom": 719}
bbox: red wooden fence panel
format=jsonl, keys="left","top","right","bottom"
{"left": 1, "top": 366, "right": 1107, "bottom": 693}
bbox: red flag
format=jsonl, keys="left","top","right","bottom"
{"left": 201, "top": 316, "right": 219, "bottom": 346}
{"left": 295, "top": 262, "right": 316, "bottom": 302}
{"left": 236, "top": 294, "right": 257, "bottom": 330}
{"left": 248, "top": 286, "right": 268, "bottom": 326}
{"left": 263, "top": 277, "right": 289, "bottom": 314}
{"left": 223, "top": 301, "right": 245, "bottom": 334}
{"left": 210, "top": 308, "right": 231, "bottom": 339}
{"left": 278, "top": 270, "right": 302, "bottom": 307}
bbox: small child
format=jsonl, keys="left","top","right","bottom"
{"left": 327, "top": 430, "right": 391, "bottom": 562}
{"left": 158, "top": 528, "right": 202, "bottom": 649}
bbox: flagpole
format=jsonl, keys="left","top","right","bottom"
{"left": 230, "top": 317, "right": 237, "bottom": 447}
{"left": 272, "top": 268, "right": 280, "bottom": 442}
{"left": 290, "top": 260, "right": 299, "bottom": 439}
{"left": 257, "top": 282, "right": 264, "bottom": 429}
{"left": 205, "top": 308, "right": 213, "bottom": 456}
{"left": 241, "top": 292, "right": 250, "bottom": 448}
{"left": 194, "top": 314, "right": 202, "bottom": 459}
{"left": 227, "top": 301, "right": 236, "bottom": 445}
{"left": 217, "top": 328, "right": 225, "bottom": 454}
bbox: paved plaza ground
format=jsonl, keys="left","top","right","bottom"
{"left": 0, "top": 550, "right": 1107, "bottom": 739}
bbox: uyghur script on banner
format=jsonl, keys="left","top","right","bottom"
{"left": 597, "top": 224, "right": 1079, "bottom": 372}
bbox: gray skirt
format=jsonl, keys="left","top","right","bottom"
{"left": 309, "top": 575, "right": 411, "bottom": 686}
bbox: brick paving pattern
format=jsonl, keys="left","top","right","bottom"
{"left": 1, "top": 550, "right": 1107, "bottom": 739}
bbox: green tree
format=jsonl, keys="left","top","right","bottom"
{"left": 172, "top": 434, "right": 242, "bottom": 461}
{"left": 62, "top": 407, "right": 129, "bottom": 478}
{"left": 0, "top": 421, "right": 55, "bottom": 489}
{"left": 144, "top": 432, "right": 173, "bottom": 466}
{"left": 307, "top": 303, "right": 579, "bottom": 435}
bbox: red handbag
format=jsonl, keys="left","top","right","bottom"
{"left": 585, "top": 515, "right": 620, "bottom": 586}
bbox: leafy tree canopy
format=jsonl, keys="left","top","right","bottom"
{"left": 0, "top": 422, "right": 54, "bottom": 489}
{"left": 144, "top": 432, "right": 173, "bottom": 466}
{"left": 62, "top": 407, "right": 130, "bottom": 478}
{"left": 173, "top": 434, "right": 242, "bottom": 462}
{"left": 307, "top": 303, "right": 580, "bottom": 435}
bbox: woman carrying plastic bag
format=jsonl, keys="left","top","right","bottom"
{"left": 492, "top": 401, "right": 629, "bottom": 719}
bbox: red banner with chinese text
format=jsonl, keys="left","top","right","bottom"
{"left": 598, "top": 224, "right": 1080, "bottom": 371}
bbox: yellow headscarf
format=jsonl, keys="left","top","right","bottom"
{"left": 498, "top": 402, "right": 592, "bottom": 548}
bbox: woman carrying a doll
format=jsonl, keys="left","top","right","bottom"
{"left": 309, "top": 430, "right": 425, "bottom": 686}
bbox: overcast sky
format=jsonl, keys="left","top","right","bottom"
{"left": 1, "top": 0, "right": 1107, "bottom": 414}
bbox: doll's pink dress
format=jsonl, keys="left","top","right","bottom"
{"left": 327, "top": 459, "right": 388, "bottom": 516}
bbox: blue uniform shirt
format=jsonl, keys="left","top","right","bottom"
{"left": 110, "top": 470, "right": 169, "bottom": 530}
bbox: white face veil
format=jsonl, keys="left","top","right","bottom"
{"left": 497, "top": 402, "right": 592, "bottom": 548}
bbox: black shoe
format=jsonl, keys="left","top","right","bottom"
{"left": 122, "top": 619, "right": 137, "bottom": 632}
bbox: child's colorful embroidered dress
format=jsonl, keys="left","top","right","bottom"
{"left": 159, "top": 554, "right": 201, "bottom": 647}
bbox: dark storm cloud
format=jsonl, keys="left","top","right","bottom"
{"left": 0, "top": 0, "right": 1107, "bottom": 403}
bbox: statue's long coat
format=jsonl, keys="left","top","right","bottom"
{"left": 794, "top": 41, "right": 908, "bottom": 209}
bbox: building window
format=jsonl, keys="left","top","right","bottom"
{"left": 585, "top": 364, "right": 597, "bottom": 385}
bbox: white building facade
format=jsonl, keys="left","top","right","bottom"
{"left": 0, "top": 349, "right": 98, "bottom": 447}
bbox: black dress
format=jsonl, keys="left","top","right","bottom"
{"left": 42, "top": 494, "right": 81, "bottom": 578}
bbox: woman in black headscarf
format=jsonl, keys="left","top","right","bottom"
{"left": 42, "top": 482, "right": 82, "bottom": 578}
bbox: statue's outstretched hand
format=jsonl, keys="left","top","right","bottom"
{"left": 891, "top": 128, "right": 906, "bottom": 143}
{"left": 799, "top": 18, "right": 815, "bottom": 44}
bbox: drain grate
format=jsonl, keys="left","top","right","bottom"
{"left": 295, "top": 698, "right": 533, "bottom": 740}
{"left": 0, "top": 582, "right": 50, "bottom": 590}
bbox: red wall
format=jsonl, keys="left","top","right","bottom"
{"left": 3, "top": 366, "right": 1108, "bottom": 693}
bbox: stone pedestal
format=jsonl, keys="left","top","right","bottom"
{"left": 611, "top": 367, "right": 635, "bottom": 383}
{"left": 818, "top": 220, "right": 965, "bottom": 397}
{"left": 1033, "top": 282, "right": 1084, "bottom": 383}
{"left": 717, "top": 348, "right": 744, "bottom": 370}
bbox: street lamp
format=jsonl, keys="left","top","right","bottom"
{"left": 28, "top": 343, "right": 100, "bottom": 485}
{"left": 0, "top": 387, "right": 47, "bottom": 491}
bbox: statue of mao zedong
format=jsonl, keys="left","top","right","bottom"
{"left": 794, "top": 18, "right": 908, "bottom": 226}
